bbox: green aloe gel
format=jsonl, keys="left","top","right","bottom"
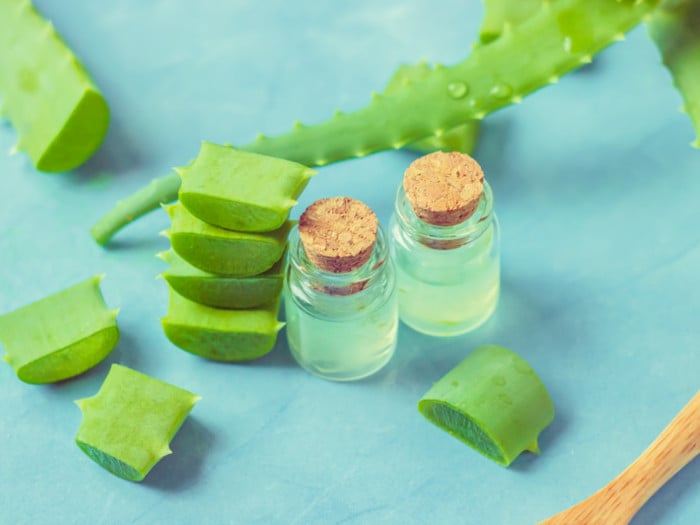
{"left": 284, "top": 198, "right": 398, "bottom": 381}
{"left": 390, "top": 154, "right": 500, "bottom": 336}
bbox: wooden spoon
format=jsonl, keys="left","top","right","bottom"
{"left": 539, "top": 390, "right": 700, "bottom": 524}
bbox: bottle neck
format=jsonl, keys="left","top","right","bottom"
{"left": 288, "top": 225, "right": 390, "bottom": 296}
{"left": 393, "top": 180, "right": 495, "bottom": 249}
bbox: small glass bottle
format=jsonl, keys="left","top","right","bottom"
{"left": 285, "top": 197, "right": 398, "bottom": 381}
{"left": 390, "top": 151, "right": 500, "bottom": 336}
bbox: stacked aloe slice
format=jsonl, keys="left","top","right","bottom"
{"left": 159, "top": 142, "right": 314, "bottom": 361}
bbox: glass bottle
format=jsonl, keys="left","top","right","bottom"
{"left": 284, "top": 197, "right": 398, "bottom": 381}
{"left": 390, "top": 152, "right": 500, "bottom": 336}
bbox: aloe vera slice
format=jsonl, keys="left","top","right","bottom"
{"left": 75, "top": 364, "right": 200, "bottom": 482}
{"left": 178, "top": 142, "right": 315, "bottom": 232}
{"left": 0, "top": 275, "right": 119, "bottom": 384}
{"left": 165, "top": 202, "right": 292, "bottom": 276}
{"left": 0, "top": 0, "right": 109, "bottom": 172}
{"left": 162, "top": 287, "right": 284, "bottom": 362}
{"left": 158, "top": 249, "right": 285, "bottom": 309}
{"left": 418, "top": 345, "right": 554, "bottom": 466}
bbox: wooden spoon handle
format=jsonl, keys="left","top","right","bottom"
{"left": 539, "top": 390, "right": 700, "bottom": 525}
{"left": 593, "top": 390, "right": 700, "bottom": 523}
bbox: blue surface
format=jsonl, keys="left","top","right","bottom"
{"left": 1, "top": 1, "right": 699, "bottom": 524}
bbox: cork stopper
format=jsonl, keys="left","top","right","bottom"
{"left": 299, "top": 197, "right": 378, "bottom": 273}
{"left": 403, "top": 151, "right": 484, "bottom": 226}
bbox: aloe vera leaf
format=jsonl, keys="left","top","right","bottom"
{"left": 178, "top": 142, "right": 316, "bottom": 232}
{"left": 240, "top": 0, "right": 655, "bottom": 166}
{"left": 165, "top": 203, "right": 292, "bottom": 276}
{"left": 91, "top": 0, "right": 658, "bottom": 245}
{"left": 480, "top": 0, "right": 541, "bottom": 44}
{"left": 158, "top": 248, "right": 285, "bottom": 309}
{"left": 162, "top": 287, "right": 284, "bottom": 362}
{"left": 385, "top": 62, "right": 481, "bottom": 154}
{"left": 0, "top": 275, "right": 119, "bottom": 384}
{"left": 418, "top": 345, "right": 554, "bottom": 467}
{"left": 75, "top": 364, "right": 200, "bottom": 482}
{"left": 90, "top": 173, "right": 182, "bottom": 246}
{"left": 0, "top": 0, "right": 109, "bottom": 172}
{"left": 648, "top": 0, "right": 700, "bottom": 147}
{"left": 386, "top": 0, "right": 538, "bottom": 154}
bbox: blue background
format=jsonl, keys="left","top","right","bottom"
{"left": 1, "top": 1, "right": 698, "bottom": 524}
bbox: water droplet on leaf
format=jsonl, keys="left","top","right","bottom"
{"left": 447, "top": 82, "right": 469, "bottom": 99}
{"left": 490, "top": 82, "right": 513, "bottom": 99}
